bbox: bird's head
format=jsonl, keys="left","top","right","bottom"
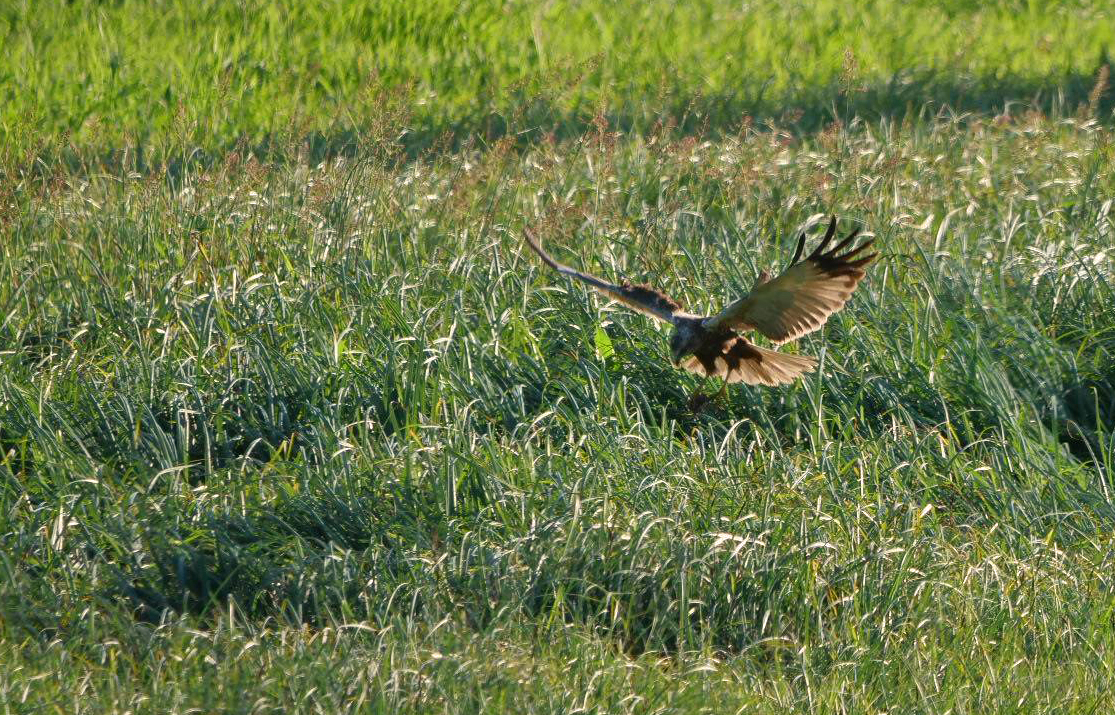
{"left": 669, "top": 322, "right": 703, "bottom": 366}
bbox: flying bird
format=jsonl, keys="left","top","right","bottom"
{"left": 523, "top": 217, "right": 876, "bottom": 400}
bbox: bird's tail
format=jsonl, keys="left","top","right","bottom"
{"left": 736, "top": 346, "right": 817, "bottom": 386}
{"left": 682, "top": 339, "right": 817, "bottom": 386}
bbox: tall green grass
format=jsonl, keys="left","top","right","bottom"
{"left": 3, "top": 1, "right": 1115, "bottom": 712}
{"left": 3, "top": 106, "right": 1114, "bottom": 710}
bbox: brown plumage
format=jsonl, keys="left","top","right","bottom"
{"left": 523, "top": 217, "right": 876, "bottom": 389}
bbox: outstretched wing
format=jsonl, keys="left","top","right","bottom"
{"left": 703, "top": 217, "right": 876, "bottom": 344}
{"left": 680, "top": 336, "right": 817, "bottom": 386}
{"left": 523, "top": 229, "right": 682, "bottom": 324}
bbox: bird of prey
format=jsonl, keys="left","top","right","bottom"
{"left": 523, "top": 217, "right": 876, "bottom": 397}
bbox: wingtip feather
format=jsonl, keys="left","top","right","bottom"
{"left": 790, "top": 232, "right": 807, "bottom": 266}
{"left": 827, "top": 227, "right": 862, "bottom": 256}
{"left": 839, "top": 236, "right": 875, "bottom": 259}
{"left": 806, "top": 215, "right": 838, "bottom": 260}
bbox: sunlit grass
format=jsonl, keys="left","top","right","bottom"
{"left": 3, "top": 0, "right": 1114, "bottom": 163}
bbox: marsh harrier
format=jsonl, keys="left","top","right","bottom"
{"left": 524, "top": 218, "right": 875, "bottom": 396}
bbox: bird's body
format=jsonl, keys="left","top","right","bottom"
{"left": 523, "top": 217, "right": 876, "bottom": 391}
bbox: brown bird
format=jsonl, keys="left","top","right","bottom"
{"left": 523, "top": 217, "right": 876, "bottom": 401}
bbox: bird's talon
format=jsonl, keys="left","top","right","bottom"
{"left": 688, "top": 391, "right": 719, "bottom": 412}
{"left": 688, "top": 392, "right": 712, "bottom": 412}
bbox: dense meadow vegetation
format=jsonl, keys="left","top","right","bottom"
{"left": 3, "top": 0, "right": 1115, "bottom": 712}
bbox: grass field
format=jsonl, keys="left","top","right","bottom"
{"left": 3, "top": 1, "right": 1115, "bottom": 712}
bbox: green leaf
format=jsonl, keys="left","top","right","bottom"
{"left": 594, "top": 326, "right": 615, "bottom": 361}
